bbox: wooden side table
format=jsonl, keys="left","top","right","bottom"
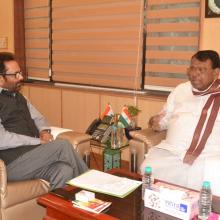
{"left": 90, "top": 139, "right": 129, "bottom": 171}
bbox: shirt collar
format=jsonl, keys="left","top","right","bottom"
{"left": 0, "top": 87, "right": 17, "bottom": 97}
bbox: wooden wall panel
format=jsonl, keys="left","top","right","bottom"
{"left": 100, "top": 94, "right": 135, "bottom": 117}
{"left": 137, "top": 96, "right": 166, "bottom": 129}
{"left": 28, "top": 86, "right": 62, "bottom": 126}
{"left": 100, "top": 93, "right": 166, "bottom": 130}
{"left": 62, "top": 90, "right": 100, "bottom": 132}
{"left": 23, "top": 84, "right": 167, "bottom": 131}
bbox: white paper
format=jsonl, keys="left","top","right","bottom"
{"left": 50, "top": 126, "right": 73, "bottom": 139}
{"left": 67, "top": 169, "right": 142, "bottom": 198}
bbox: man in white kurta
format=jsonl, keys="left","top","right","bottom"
{"left": 140, "top": 50, "right": 220, "bottom": 196}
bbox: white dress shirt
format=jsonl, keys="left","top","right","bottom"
{"left": 156, "top": 81, "right": 220, "bottom": 160}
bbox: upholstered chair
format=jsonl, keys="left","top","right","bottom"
{"left": 0, "top": 128, "right": 91, "bottom": 220}
{"left": 129, "top": 128, "right": 166, "bottom": 173}
{"left": 128, "top": 127, "right": 220, "bottom": 199}
{"left": 51, "top": 127, "right": 91, "bottom": 162}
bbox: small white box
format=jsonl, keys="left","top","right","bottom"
{"left": 75, "top": 190, "right": 95, "bottom": 202}
{"left": 144, "top": 182, "right": 199, "bottom": 220}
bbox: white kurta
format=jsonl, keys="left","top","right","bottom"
{"left": 140, "top": 81, "right": 220, "bottom": 195}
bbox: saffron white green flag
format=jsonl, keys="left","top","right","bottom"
{"left": 100, "top": 103, "right": 114, "bottom": 120}
{"left": 119, "top": 106, "right": 132, "bottom": 128}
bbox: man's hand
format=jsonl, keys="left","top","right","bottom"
{"left": 40, "top": 130, "right": 54, "bottom": 144}
{"left": 148, "top": 112, "right": 165, "bottom": 131}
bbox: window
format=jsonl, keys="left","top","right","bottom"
{"left": 24, "top": 0, "right": 144, "bottom": 89}
{"left": 24, "top": 0, "right": 50, "bottom": 81}
{"left": 144, "top": 0, "right": 200, "bottom": 91}
{"left": 19, "top": 0, "right": 201, "bottom": 91}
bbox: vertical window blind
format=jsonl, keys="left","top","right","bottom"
{"left": 52, "top": 0, "right": 144, "bottom": 89}
{"left": 24, "top": 0, "right": 50, "bottom": 81}
{"left": 144, "top": 0, "right": 200, "bottom": 91}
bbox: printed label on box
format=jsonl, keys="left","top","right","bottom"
{"left": 144, "top": 182, "right": 199, "bottom": 220}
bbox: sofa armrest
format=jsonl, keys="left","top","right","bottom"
{"left": 129, "top": 128, "right": 166, "bottom": 148}
{"left": 2, "top": 179, "right": 49, "bottom": 209}
{"left": 0, "top": 159, "right": 7, "bottom": 196}
{"left": 57, "top": 131, "right": 91, "bottom": 159}
{"left": 0, "top": 159, "right": 50, "bottom": 209}
{"left": 57, "top": 131, "right": 91, "bottom": 147}
{"left": 50, "top": 126, "right": 73, "bottom": 139}
{"left": 129, "top": 128, "right": 166, "bottom": 173}
{"left": 50, "top": 126, "right": 91, "bottom": 157}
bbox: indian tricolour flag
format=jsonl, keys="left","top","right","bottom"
{"left": 100, "top": 104, "right": 114, "bottom": 120}
{"left": 119, "top": 106, "right": 132, "bottom": 128}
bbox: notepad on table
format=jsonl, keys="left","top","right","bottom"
{"left": 67, "top": 169, "right": 142, "bottom": 198}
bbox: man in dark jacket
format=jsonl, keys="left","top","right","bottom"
{"left": 0, "top": 52, "right": 87, "bottom": 189}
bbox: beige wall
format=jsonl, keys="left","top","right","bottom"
{"left": 0, "top": 0, "right": 14, "bottom": 52}
{"left": 200, "top": 0, "right": 220, "bottom": 53}
{"left": 200, "top": 18, "right": 220, "bottom": 53}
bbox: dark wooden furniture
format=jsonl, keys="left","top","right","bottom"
{"left": 37, "top": 168, "right": 143, "bottom": 220}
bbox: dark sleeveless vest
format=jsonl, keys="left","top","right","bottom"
{"left": 0, "top": 91, "right": 40, "bottom": 165}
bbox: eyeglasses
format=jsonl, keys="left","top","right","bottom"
{"left": 0, "top": 71, "right": 23, "bottom": 79}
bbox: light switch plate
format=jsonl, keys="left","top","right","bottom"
{"left": 0, "top": 37, "right": 8, "bottom": 49}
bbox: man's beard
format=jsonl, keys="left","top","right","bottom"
{"left": 15, "top": 82, "right": 22, "bottom": 91}
{"left": 8, "top": 82, "right": 22, "bottom": 92}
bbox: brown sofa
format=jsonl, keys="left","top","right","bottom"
{"left": 0, "top": 129, "right": 91, "bottom": 220}
{"left": 129, "top": 128, "right": 166, "bottom": 173}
